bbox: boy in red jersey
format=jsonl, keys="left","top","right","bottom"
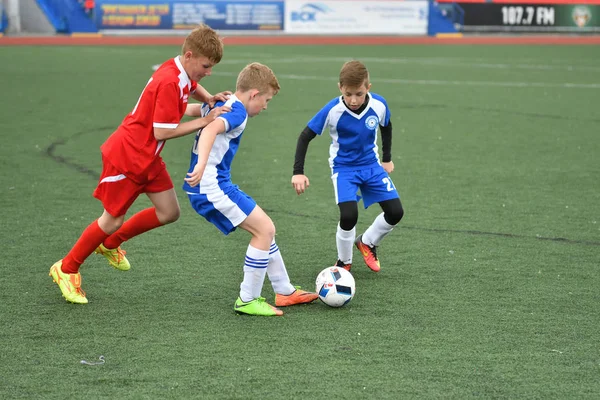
{"left": 50, "top": 24, "right": 231, "bottom": 304}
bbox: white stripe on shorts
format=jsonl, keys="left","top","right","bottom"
{"left": 207, "top": 190, "right": 248, "bottom": 228}
{"left": 331, "top": 172, "right": 339, "bottom": 204}
{"left": 99, "top": 174, "right": 126, "bottom": 184}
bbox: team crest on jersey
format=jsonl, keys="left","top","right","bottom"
{"left": 365, "top": 115, "right": 378, "bottom": 130}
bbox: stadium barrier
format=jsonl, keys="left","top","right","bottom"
{"left": 435, "top": 0, "right": 600, "bottom": 33}
{"left": 23, "top": 0, "right": 598, "bottom": 35}
{"left": 428, "top": 1, "right": 463, "bottom": 35}
{"left": 93, "top": 0, "right": 431, "bottom": 35}
{"left": 35, "top": 0, "right": 98, "bottom": 33}
{"left": 0, "top": 3, "right": 6, "bottom": 35}
{"left": 16, "top": 0, "right": 463, "bottom": 36}
{"left": 284, "top": 0, "right": 429, "bottom": 35}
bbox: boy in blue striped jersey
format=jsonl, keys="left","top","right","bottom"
{"left": 183, "top": 62, "right": 318, "bottom": 316}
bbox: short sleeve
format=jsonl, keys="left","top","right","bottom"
{"left": 153, "top": 82, "right": 180, "bottom": 128}
{"left": 307, "top": 99, "right": 337, "bottom": 136}
{"left": 382, "top": 102, "right": 391, "bottom": 127}
{"left": 218, "top": 101, "right": 247, "bottom": 132}
{"left": 375, "top": 95, "right": 391, "bottom": 127}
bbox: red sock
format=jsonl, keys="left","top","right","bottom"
{"left": 103, "top": 207, "right": 162, "bottom": 249}
{"left": 62, "top": 220, "right": 109, "bottom": 274}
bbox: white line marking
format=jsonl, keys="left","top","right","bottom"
{"left": 218, "top": 56, "right": 600, "bottom": 72}
{"left": 212, "top": 71, "right": 600, "bottom": 90}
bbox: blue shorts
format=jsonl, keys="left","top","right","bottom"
{"left": 187, "top": 184, "right": 256, "bottom": 235}
{"left": 332, "top": 166, "right": 399, "bottom": 208}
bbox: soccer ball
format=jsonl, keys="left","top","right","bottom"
{"left": 315, "top": 267, "right": 356, "bottom": 307}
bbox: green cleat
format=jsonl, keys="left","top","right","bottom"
{"left": 94, "top": 243, "right": 131, "bottom": 271}
{"left": 234, "top": 297, "right": 283, "bottom": 316}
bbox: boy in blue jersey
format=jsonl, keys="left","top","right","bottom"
{"left": 183, "top": 62, "right": 319, "bottom": 316}
{"left": 291, "top": 60, "right": 404, "bottom": 272}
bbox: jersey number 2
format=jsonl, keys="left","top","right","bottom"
{"left": 382, "top": 177, "right": 395, "bottom": 191}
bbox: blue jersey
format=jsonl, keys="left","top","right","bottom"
{"left": 307, "top": 93, "right": 390, "bottom": 173}
{"left": 182, "top": 95, "right": 248, "bottom": 194}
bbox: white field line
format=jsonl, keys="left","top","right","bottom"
{"left": 219, "top": 56, "right": 600, "bottom": 73}
{"left": 212, "top": 71, "right": 600, "bottom": 90}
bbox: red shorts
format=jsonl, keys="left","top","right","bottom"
{"left": 93, "top": 157, "right": 174, "bottom": 217}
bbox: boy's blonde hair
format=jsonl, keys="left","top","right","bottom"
{"left": 339, "top": 60, "right": 369, "bottom": 88}
{"left": 236, "top": 62, "right": 281, "bottom": 95}
{"left": 182, "top": 24, "right": 223, "bottom": 64}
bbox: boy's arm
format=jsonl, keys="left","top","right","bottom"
{"left": 191, "top": 85, "right": 212, "bottom": 103}
{"left": 380, "top": 121, "right": 393, "bottom": 162}
{"left": 380, "top": 121, "right": 394, "bottom": 173}
{"left": 184, "top": 119, "right": 227, "bottom": 187}
{"left": 293, "top": 126, "right": 317, "bottom": 175}
{"left": 291, "top": 126, "right": 317, "bottom": 195}
{"left": 155, "top": 105, "right": 230, "bottom": 141}
{"left": 185, "top": 103, "right": 203, "bottom": 117}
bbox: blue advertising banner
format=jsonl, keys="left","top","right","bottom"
{"left": 0, "top": 3, "right": 6, "bottom": 34}
{"left": 94, "top": 0, "right": 284, "bottom": 30}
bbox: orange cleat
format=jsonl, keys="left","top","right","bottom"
{"left": 275, "top": 287, "right": 319, "bottom": 307}
{"left": 355, "top": 234, "right": 380, "bottom": 272}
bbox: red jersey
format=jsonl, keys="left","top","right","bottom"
{"left": 101, "top": 57, "right": 198, "bottom": 183}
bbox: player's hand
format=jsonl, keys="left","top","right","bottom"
{"left": 185, "top": 162, "right": 205, "bottom": 187}
{"left": 291, "top": 174, "right": 310, "bottom": 195}
{"left": 382, "top": 161, "right": 394, "bottom": 174}
{"left": 205, "top": 105, "right": 231, "bottom": 123}
{"left": 208, "top": 91, "right": 232, "bottom": 107}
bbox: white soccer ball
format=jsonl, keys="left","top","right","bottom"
{"left": 315, "top": 266, "right": 356, "bottom": 307}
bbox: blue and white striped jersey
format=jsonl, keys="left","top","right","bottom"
{"left": 307, "top": 93, "right": 390, "bottom": 173}
{"left": 183, "top": 94, "right": 248, "bottom": 194}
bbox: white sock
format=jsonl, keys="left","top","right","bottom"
{"left": 362, "top": 213, "right": 394, "bottom": 247}
{"left": 239, "top": 244, "right": 269, "bottom": 302}
{"left": 336, "top": 224, "right": 355, "bottom": 264}
{"left": 267, "top": 240, "right": 295, "bottom": 295}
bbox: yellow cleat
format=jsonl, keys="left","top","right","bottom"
{"left": 94, "top": 243, "right": 130, "bottom": 271}
{"left": 49, "top": 260, "right": 88, "bottom": 304}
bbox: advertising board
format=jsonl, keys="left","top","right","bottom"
{"left": 284, "top": 0, "right": 429, "bottom": 34}
{"left": 94, "top": 0, "right": 284, "bottom": 30}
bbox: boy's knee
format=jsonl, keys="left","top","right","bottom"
{"left": 339, "top": 214, "right": 357, "bottom": 231}
{"left": 158, "top": 206, "right": 180, "bottom": 225}
{"left": 256, "top": 217, "right": 276, "bottom": 243}
{"left": 385, "top": 206, "right": 404, "bottom": 226}
{"left": 169, "top": 209, "right": 181, "bottom": 223}
{"left": 99, "top": 213, "right": 124, "bottom": 234}
{"left": 264, "top": 220, "right": 276, "bottom": 240}
{"left": 339, "top": 202, "right": 358, "bottom": 230}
